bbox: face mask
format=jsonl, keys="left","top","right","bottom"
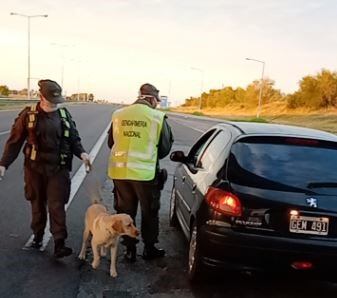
{"left": 40, "top": 97, "right": 58, "bottom": 112}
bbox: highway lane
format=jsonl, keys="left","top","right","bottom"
{"left": 0, "top": 111, "right": 20, "bottom": 133}
{"left": 1, "top": 107, "right": 337, "bottom": 297}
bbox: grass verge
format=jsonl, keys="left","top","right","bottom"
{"left": 172, "top": 107, "right": 337, "bottom": 133}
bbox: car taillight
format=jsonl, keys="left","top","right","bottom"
{"left": 291, "top": 261, "right": 313, "bottom": 270}
{"left": 205, "top": 187, "right": 242, "bottom": 216}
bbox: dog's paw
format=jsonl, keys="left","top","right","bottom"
{"left": 92, "top": 260, "right": 100, "bottom": 269}
{"left": 110, "top": 270, "right": 118, "bottom": 278}
{"left": 78, "top": 253, "right": 86, "bottom": 260}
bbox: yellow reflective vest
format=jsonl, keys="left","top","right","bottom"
{"left": 108, "top": 104, "right": 165, "bottom": 181}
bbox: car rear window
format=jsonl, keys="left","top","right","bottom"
{"left": 227, "top": 136, "right": 337, "bottom": 192}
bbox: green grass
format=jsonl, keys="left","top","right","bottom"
{"left": 0, "top": 98, "right": 38, "bottom": 110}
{"left": 0, "top": 98, "right": 91, "bottom": 110}
{"left": 159, "top": 107, "right": 171, "bottom": 112}
{"left": 193, "top": 113, "right": 269, "bottom": 123}
{"left": 192, "top": 111, "right": 205, "bottom": 116}
{"left": 173, "top": 108, "right": 337, "bottom": 134}
{"left": 229, "top": 116, "right": 269, "bottom": 123}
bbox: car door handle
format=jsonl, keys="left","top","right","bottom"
{"left": 182, "top": 176, "right": 186, "bottom": 182}
{"left": 192, "top": 184, "right": 197, "bottom": 193}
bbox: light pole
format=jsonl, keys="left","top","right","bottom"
{"left": 67, "top": 57, "right": 83, "bottom": 101}
{"left": 50, "top": 43, "right": 76, "bottom": 93}
{"left": 50, "top": 43, "right": 67, "bottom": 89}
{"left": 10, "top": 12, "right": 48, "bottom": 100}
{"left": 191, "top": 67, "right": 204, "bottom": 110}
{"left": 245, "top": 57, "right": 265, "bottom": 118}
{"left": 76, "top": 59, "right": 82, "bottom": 101}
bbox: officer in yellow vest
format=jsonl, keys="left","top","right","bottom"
{"left": 0, "top": 79, "right": 91, "bottom": 258}
{"left": 108, "top": 83, "right": 173, "bottom": 262}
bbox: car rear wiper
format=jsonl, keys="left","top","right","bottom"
{"left": 307, "top": 182, "right": 337, "bottom": 189}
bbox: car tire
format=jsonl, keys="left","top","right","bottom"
{"left": 188, "top": 223, "right": 204, "bottom": 282}
{"left": 169, "top": 186, "right": 179, "bottom": 228}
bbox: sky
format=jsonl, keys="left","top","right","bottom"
{"left": 1, "top": 0, "right": 337, "bottom": 105}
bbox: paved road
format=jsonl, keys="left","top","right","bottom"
{"left": 1, "top": 104, "right": 337, "bottom": 297}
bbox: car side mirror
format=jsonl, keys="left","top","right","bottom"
{"left": 170, "top": 151, "right": 187, "bottom": 163}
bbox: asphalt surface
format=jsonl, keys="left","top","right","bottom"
{"left": 1, "top": 104, "right": 337, "bottom": 297}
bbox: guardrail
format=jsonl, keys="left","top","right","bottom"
{"left": 0, "top": 98, "right": 38, "bottom": 102}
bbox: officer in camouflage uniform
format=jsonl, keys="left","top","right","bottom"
{"left": 0, "top": 79, "right": 91, "bottom": 258}
{"left": 108, "top": 83, "right": 173, "bottom": 262}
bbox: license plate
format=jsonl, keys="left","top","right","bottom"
{"left": 289, "top": 215, "right": 329, "bottom": 235}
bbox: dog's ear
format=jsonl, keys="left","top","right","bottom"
{"left": 112, "top": 219, "right": 124, "bottom": 234}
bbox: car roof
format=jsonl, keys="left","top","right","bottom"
{"left": 218, "top": 121, "right": 337, "bottom": 142}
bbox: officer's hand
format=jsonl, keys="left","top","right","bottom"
{"left": 0, "top": 166, "right": 5, "bottom": 181}
{"left": 81, "top": 153, "right": 92, "bottom": 173}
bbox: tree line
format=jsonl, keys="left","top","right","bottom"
{"left": 183, "top": 69, "right": 337, "bottom": 110}
{"left": 0, "top": 85, "right": 94, "bottom": 102}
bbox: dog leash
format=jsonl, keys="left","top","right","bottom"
{"left": 84, "top": 165, "right": 105, "bottom": 203}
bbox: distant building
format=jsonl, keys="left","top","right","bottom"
{"left": 159, "top": 95, "right": 170, "bottom": 109}
{"left": 68, "top": 93, "right": 94, "bottom": 102}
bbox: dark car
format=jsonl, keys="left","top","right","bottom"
{"left": 169, "top": 121, "right": 337, "bottom": 281}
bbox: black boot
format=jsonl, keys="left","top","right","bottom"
{"left": 142, "top": 245, "right": 165, "bottom": 260}
{"left": 30, "top": 234, "right": 43, "bottom": 249}
{"left": 124, "top": 245, "right": 137, "bottom": 263}
{"left": 54, "top": 239, "right": 72, "bottom": 258}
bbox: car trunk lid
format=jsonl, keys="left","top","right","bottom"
{"left": 226, "top": 136, "right": 337, "bottom": 239}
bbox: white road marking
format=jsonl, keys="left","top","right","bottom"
{"left": 0, "top": 130, "right": 10, "bottom": 136}
{"left": 23, "top": 122, "right": 111, "bottom": 251}
{"left": 169, "top": 117, "right": 205, "bottom": 133}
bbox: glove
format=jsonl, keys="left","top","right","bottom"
{"left": 81, "top": 153, "right": 92, "bottom": 173}
{"left": 0, "top": 166, "right": 5, "bottom": 180}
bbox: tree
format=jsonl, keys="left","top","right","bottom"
{"left": 181, "top": 69, "right": 337, "bottom": 111}
{"left": 287, "top": 69, "right": 337, "bottom": 109}
{"left": 182, "top": 78, "right": 282, "bottom": 109}
{"left": 0, "top": 85, "right": 10, "bottom": 96}
{"left": 260, "top": 79, "right": 283, "bottom": 103}
{"left": 317, "top": 69, "right": 337, "bottom": 107}
{"left": 182, "top": 96, "right": 198, "bottom": 107}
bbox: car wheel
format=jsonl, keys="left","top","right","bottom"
{"left": 188, "top": 223, "right": 204, "bottom": 282}
{"left": 169, "top": 186, "right": 179, "bottom": 227}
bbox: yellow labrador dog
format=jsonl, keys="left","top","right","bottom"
{"left": 78, "top": 203, "right": 139, "bottom": 277}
